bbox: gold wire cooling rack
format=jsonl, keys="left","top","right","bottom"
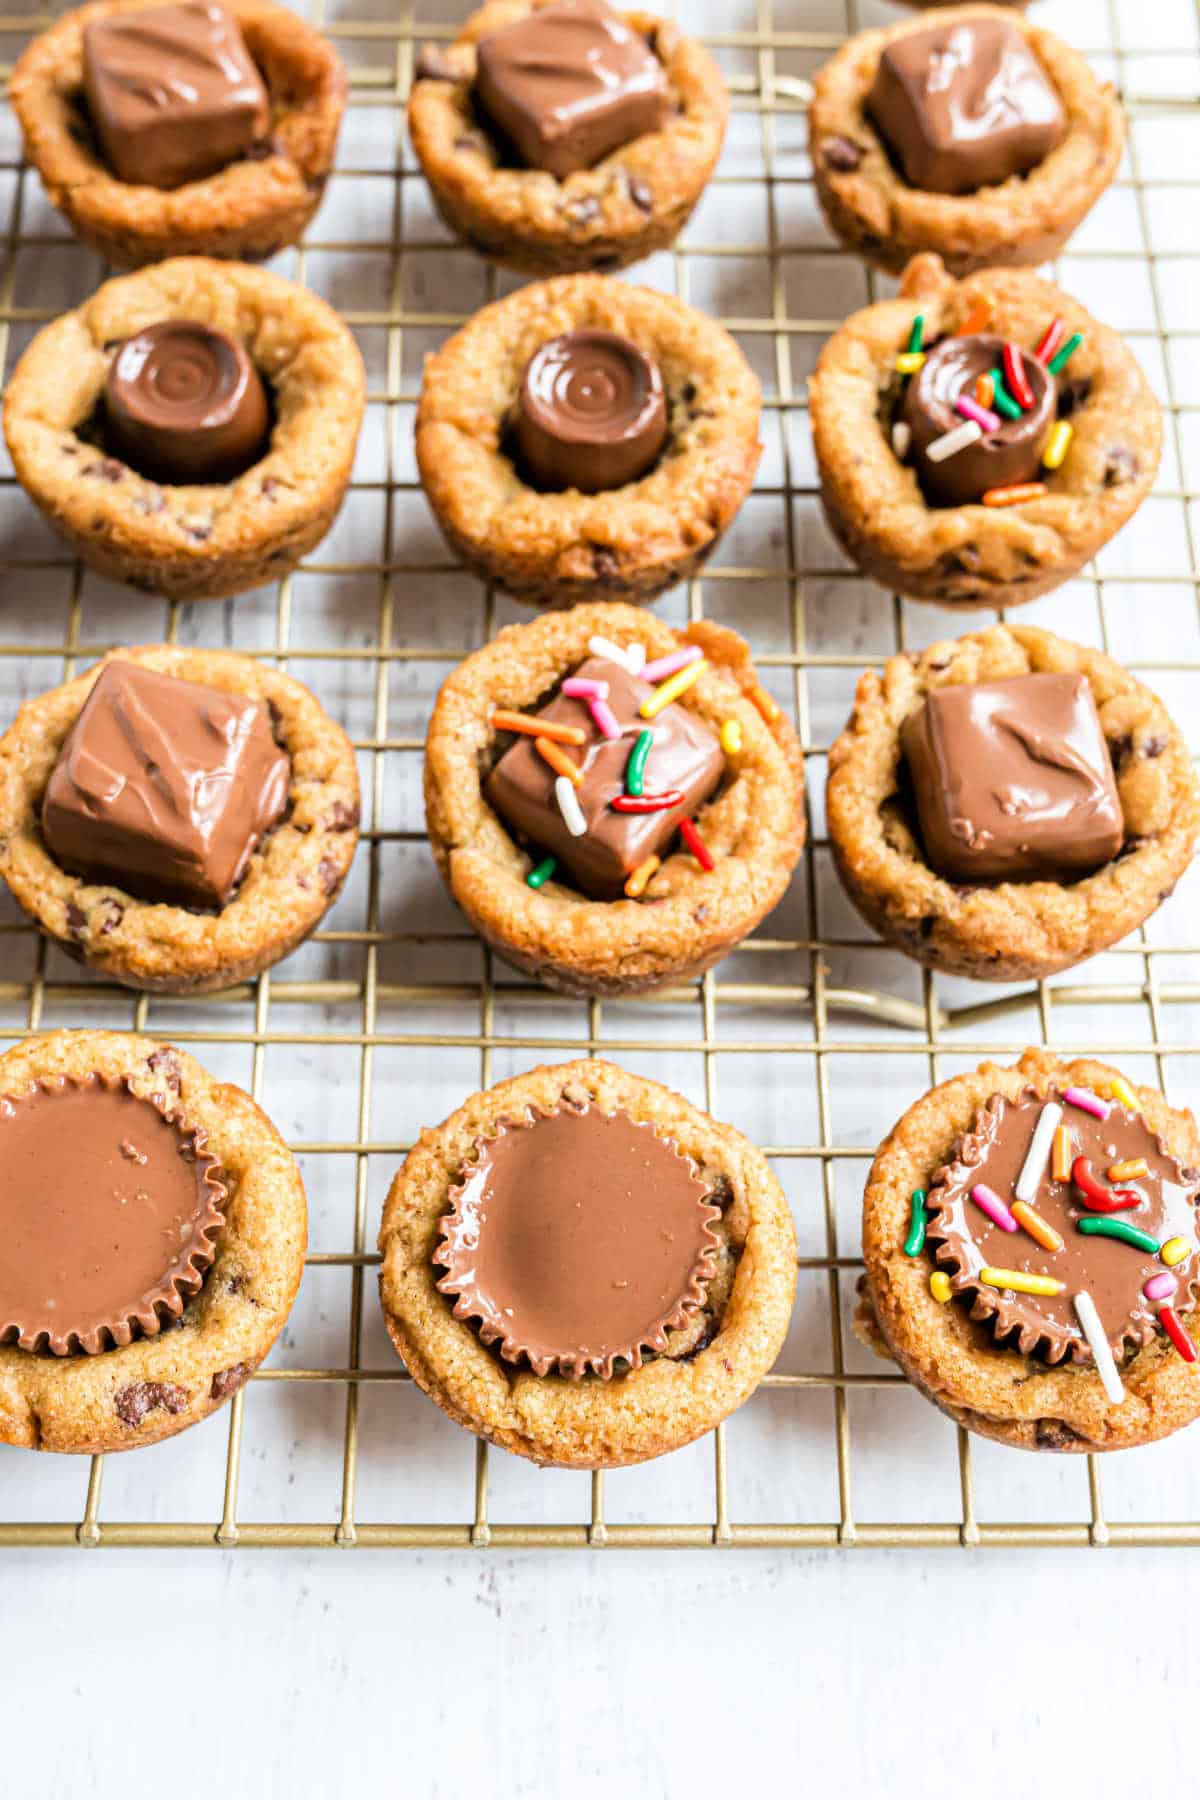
{"left": 1, "top": 0, "right": 1200, "bottom": 1549}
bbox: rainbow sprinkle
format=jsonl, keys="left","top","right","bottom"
{"left": 1047, "top": 332, "right": 1083, "bottom": 376}
{"left": 624, "top": 854, "right": 660, "bottom": 898}
{"left": 640, "top": 658, "right": 706, "bottom": 719}
{"left": 526, "top": 856, "right": 557, "bottom": 890}
{"left": 971, "top": 1183, "right": 1018, "bottom": 1233}
{"left": 720, "top": 718, "right": 742, "bottom": 756}
{"left": 980, "top": 1267, "right": 1065, "bottom": 1298}
{"left": 640, "top": 645, "right": 703, "bottom": 684}
{"left": 555, "top": 776, "right": 586, "bottom": 837}
{"left": 1042, "top": 421, "right": 1074, "bottom": 472}
{"left": 1074, "top": 1290, "right": 1125, "bottom": 1404}
{"left": 1063, "top": 1086, "right": 1111, "bottom": 1121}
{"left": 624, "top": 727, "right": 654, "bottom": 796}
{"left": 904, "top": 1188, "right": 928, "bottom": 1256}
{"left": 929, "top": 1271, "right": 953, "bottom": 1303}
{"left": 679, "top": 818, "right": 714, "bottom": 871}
{"left": 1078, "top": 1217, "right": 1161, "bottom": 1255}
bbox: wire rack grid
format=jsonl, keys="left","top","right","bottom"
{"left": 1, "top": 0, "right": 1200, "bottom": 1549}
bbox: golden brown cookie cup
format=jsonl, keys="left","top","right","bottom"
{"left": 408, "top": 2, "right": 726, "bottom": 276}
{"left": 9, "top": 0, "right": 345, "bottom": 268}
{"left": 861, "top": 1050, "right": 1200, "bottom": 1453}
{"left": 416, "top": 275, "right": 762, "bottom": 609}
{"left": 0, "top": 645, "right": 360, "bottom": 995}
{"left": 3, "top": 257, "right": 365, "bottom": 603}
{"left": 0, "top": 1030, "right": 306, "bottom": 1455}
{"left": 425, "top": 603, "right": 804, "bottom": 996}
{"left": 809, "top": 5, "right": 1123, "bottom": 277}
{"left": 378, "top": 1059, "right": 798, "bottom": 1469}
{"left": 809, "top": 256, "right": 1160, "bottom": 610}
{"left": 826, "top": 624, "right": 1200, "bottom": 984}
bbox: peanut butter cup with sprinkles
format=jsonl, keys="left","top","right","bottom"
{"left": 423, "top": 602, "right": 804, "bottom": 996}
{"left": 378, "top": 1059, "right": 798, "bottom": 1468}
{"left": 860, "top": 1050, "right": 1200, "bottom": 1453}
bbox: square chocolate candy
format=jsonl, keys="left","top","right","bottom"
{"left": 900, "top": 672, "right": 1124, "bottom": 884}
{"left": 485, "top": 657, "right": 724, "bottom": 898}
{"left": 866, "top": 18, "right": 1065, "bottom": 195}
{"left": 42, "top": 661, "right": 290, "bottom": 910}
{"left": 82, "top": 2, "right": 271, "bottom": 190}
{"left": 473, "top": 0, "right": 671, "bottom": 180}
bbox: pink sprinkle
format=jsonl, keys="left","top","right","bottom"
{"left": 562, "top": 677, "right": 609, "bottom": 700}
{"left": 955, "top": 393, "right": 1002, "bottom": 434}
{"left": 1145, "top": 1273, "right": 1177, "bottom": 1302}
{"left": 1063, "top": 1086, "right": 1111, "bottom": 1121}
{"left": 971, "top": 1184, "right": 1018, "bottom": 1233}
{"left": 588, "top": 697, "right": 622, "bottom": 741}
{"left": 640, "top": 645, "right": 703, "bottom": 684}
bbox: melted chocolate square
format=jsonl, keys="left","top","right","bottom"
{"left": 473, "top": 0, "right": 671, "bottom": 180}
{"left": 485, "top": 657, "right": 724, "bottom": 898}
{"left": 82, "top": 2, "right": 270, "bottom": 190}
{"left": 900, "top": 672, "right": 1123, "bottom": 884}
{"left": 866, "top": 19, "right": 1065, "bottom": 196}
{"left": 42, "top": 662, "right": 291, "bottom": 910}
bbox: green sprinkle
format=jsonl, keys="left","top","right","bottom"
{"left": 526, "top": 856, "right": 557, "bottom": 890}
{"left": 625, "top": 727, "right": 654, "bottom": 798}
{"left": 1077, "top": 1216, "right": 1160, "bottom": 1255}
{"left": 903, "top": 1188, "right": 928, "bottom": 1257}
{"left": 1047, "top": 332, "right": 1083, "bottom": 376}
{"left": 989, "top": 369, "right": 1022, "bottom": 421}
{"left": 907, "top": 312, "right": 925, "bottom": 355}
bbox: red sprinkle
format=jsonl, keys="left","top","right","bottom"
{"left": 679, "top": 818, "right": 715, "bottom": 870}
{"left": 1160, "top": 1306, "right": 1197, "bottom": 1364}
{"left": 1034, "top": 317, "right": 1066, "bottom": 364}
{"left": 1003, "top": 341, "right": 1034, "bottom": 410}
{"left": 610, "top": 790, "right": 684, "bottom": 813}
{"left": 1072, "top": 1155, "right": 1141, "bottom": 1213}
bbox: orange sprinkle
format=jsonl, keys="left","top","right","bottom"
{"left": 1052, "top": 1125, "right": 1073, "bottom": 1184}
{"left": 491, "top": 710, "right": 585, "bottom": 746}
{"left": 750, "top": 684, "right": 780, "bottom": 724}
{"left": 975, "top": 373, "right": 995, "bottom": 409}
{"left": 624, "top": 854, "right": 661, "bottom": 898}
{"left": 982, "top": 481, "right": 1047, "bottom": 508}
{"left": 535, "top": 736, "right": 583, "bottom": 785}
{"left": 1011, "top": 1200, "right": 1065, "bottom": 1255}
{"left": 959, "top": 297, "right": 992, "bottom": 335}
{"left": 1108, "top": 1158, "right": 1149, "bottom": 1183}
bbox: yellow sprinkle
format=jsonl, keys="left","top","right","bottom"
{"left": 1108, "top": 1159, "right": 1148, "bottom": 1183}
{"left": 640, "top": 658, "right": 706, "bottom": 719}
{"left": 895, "top": 351, "right": 925, "bottom": 375}
{"left": 980, "top": 1267, "right": 1065, "bottom": 1298}
{"left": 1042, "top": 420, "right": 1074, "bottom": 471}
{"left": 1161, "top": 1237, "right": 1191, "bottom": 1268}
{"left": 720, "top": 717, "right": 742, "bottom": 756}
{"left": 1109, "top": 1076, "right": 1140, "bottom": 1115}
{"left": 929, "top": 1271, "right": 952, "bottom": 1304}
{"left": 624, "top": 854, "right": 661, "bottom": 899}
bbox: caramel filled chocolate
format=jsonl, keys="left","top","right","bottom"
{"left": 514, "top": 329, "right": 667, "bottom": 492}
{"left": 104, "top": 320, "right": 270, "bottom": 485}
{"left": 42, "top": 662, "right": 291, "bottom": 910}
{"left": 485, "top": 655, "right": 724, "bottom": 898}
{"left": 435, "top": 1104, "right": 720, "bottom": 1378}
{"left": 866, "top": 19, "right": 1065, "bottom": 195}
{"left": 0, "top": 1075, "right": 225, "bottom": 1357}
{"left": 928, "top": 1086, "right": 1200, "bottom": 1364}
{"left": 900, "top": 333, "right": 1055, "bottom": 508}
{"left": 473, "top": 0, "right": 671, "bottom": 179}
{"left": 901, "top": 672, "right": 1123, "bottom": 886}
{"left": 82, "top": 2, "right": 271, "bottom": 190}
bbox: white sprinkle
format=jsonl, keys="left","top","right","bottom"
{"left": 1074, "top": 1290, "right": 1126, "bottom": 1406}
{"left": 1015, "top": 1101, "right": 1063, "bottom": 1204}
{"left": 891, "top": 420, "right": 911, "bottom": 460}
{"left": 555, "top": 775, "right": 586, "bottom": 837}
{"left": 587, "top": 634, "right": 644, "bottom": 677}
{"left": 926, "top": 419, "right": 983, "bottom": 464}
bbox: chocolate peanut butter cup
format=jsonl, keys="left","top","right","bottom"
{"left": 899, "top": 332, "right": 1055, "bottom": 509}
{"left": 0, "top": 1074, "right": 226, "bottom": 1357}
{"left": 513, "top": 328, "right": 667, "bottom": 493}
{"left": 435, "top": 1104, "right": 721, "bottom": 1379}
{"left": 103, "top": 321, "right": 271, "bottom": 486}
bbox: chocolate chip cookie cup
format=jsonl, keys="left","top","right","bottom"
{"left": 10, "top": 0, "right": 345, "bottom": 268}
{"left": 827, "top": 624, "right": 1199, "bottom": 984}
{"left": 0, "top": 645, "right": 360, "bottom": 995}
{"left": 860, "top": 1050, "right": 1200, "bottom": 1453}
{"left": 416, "top": 275, "right": 761, "bottom": 608}
{"left": 0, "top": 1029, "right": 306, "bottom": 1455}
{"left": 3, "top": 257, "right": 365, "bottom": 603}
{"left": 378, "top": 1059, "right": 797, "bottom": 1469}
{"left": 408, "top": 0, "right": 726, "bottom": 276}
{"left": 809, "top": 255, "right": 1160, "bottom": 610}
{"left": 425, "top": 602, "right": 804, "bottom": 995}
{"left": 809, "top": 5, "right": 1123, "bottom": 276}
